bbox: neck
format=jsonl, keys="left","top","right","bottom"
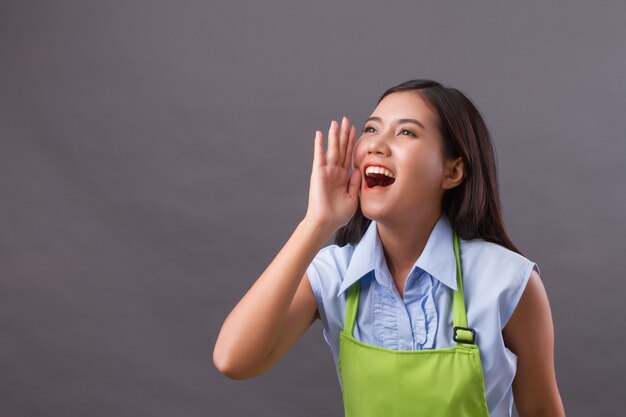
{"left": 376, "top": 207, "right": 443, "bottom": 282}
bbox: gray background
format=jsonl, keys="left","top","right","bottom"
{"left": 1, "top": 1, "right": 624, "bottom": 416}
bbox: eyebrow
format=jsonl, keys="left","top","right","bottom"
{"left": 365, "top": 116, "right": 426, "bottom": 130}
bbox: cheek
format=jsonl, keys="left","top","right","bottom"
{"left": 422, "top": 152, "right": 445, "bottom": 176}
{"left": 402, "top": 151, "right": 444, "bottom": 187}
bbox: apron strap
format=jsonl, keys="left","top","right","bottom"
{"left": 344, "top": 278, "right": 360, "bottom": 337}
{"left": 452, "top": 231, "right": 476, "bottom": 344}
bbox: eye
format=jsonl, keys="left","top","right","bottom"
{"left": 362, "top": 125, "right": 417, "bottom": 137}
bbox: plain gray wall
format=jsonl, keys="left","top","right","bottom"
{"left": 1, "top": 1, "right": 624, "bottom": 416}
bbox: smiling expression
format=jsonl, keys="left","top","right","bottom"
{"left": 352, "top": 90, "right": 459, "bottom": 223}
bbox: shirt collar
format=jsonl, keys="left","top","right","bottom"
{"left": 336, "top": 212, "right": 458, "bottom": 297}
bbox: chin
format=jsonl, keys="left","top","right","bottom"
{"left": 360, "top": 205, "right": 391, "bottom": 223}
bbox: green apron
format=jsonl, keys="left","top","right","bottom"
{"left": 337, "top": 231, "right": 491, "bottom": 417}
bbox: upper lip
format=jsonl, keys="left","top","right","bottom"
{"left": 362, "top": 162, "right": 395, "bottom": 177}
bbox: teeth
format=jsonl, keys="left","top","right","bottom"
{"left": 365, "top": 166, "right": 395, "bottom": 179}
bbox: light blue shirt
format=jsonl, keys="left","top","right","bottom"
{"left": 306, "top": 212, "right": 540, "bottom": 417}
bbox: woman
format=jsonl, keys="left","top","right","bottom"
{"left": 213, "top": 79, "right": 566, "bottom": 417}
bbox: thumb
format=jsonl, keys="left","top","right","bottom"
{"left": 346, "top": 168, "right": 362, "bottom": 200}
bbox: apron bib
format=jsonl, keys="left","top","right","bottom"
{"left": 337, "top": 231, "right": 491, "bottom": 417}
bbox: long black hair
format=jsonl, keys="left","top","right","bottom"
{"left": 334, "top": 79, "right": 525, "bottom": 256}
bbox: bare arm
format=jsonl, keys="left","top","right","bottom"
{"left": 502, "top": 269, "right": 567, "bottom": 417}
{"left": 213, "top": 117, "right": 361, "bottom": 380}
{"left": 212, "top": 218, "right": 332, "bottom": 380}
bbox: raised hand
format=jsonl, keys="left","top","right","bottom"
{"left": 304, "top": 116, "right": 361, "bottom": 232}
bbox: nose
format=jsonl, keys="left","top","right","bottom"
{"left": 366, "top": 131, "right": 391, "bottom": 156}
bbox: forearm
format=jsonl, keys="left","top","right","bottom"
{"left": 514, "top": 379, "right": 565, "bottom": 417}
{"left": 213, "top": 218, "right": 333, "bottom": 378}
{"left": 521, "top": 407, "right": 566, "bottom": 417}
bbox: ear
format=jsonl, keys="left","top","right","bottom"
{"left": 441, "top": 156, "right": 465, "bottom": 190}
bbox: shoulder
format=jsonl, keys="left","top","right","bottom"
{"left": 460, "top": 237, "right": 539, "bottom": 280}
{"left": 461, "top": 238, "right": 538, "bottom": 271}
{"left": 460, "top": 237, "right": 540, "bottom": 329}
{"left": 307, "top": 244, "right": 354, "bottom": 275}
{"left": 305, "top": 243, "right": 354, "bottom": 303}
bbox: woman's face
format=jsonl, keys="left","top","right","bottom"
{"left": 353, "top": 90, "right": 458, "bottom": 224}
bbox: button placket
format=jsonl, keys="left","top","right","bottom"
{"left": 408, "top": 269, "right": 436, "bottom": 350}
{"left": 401, "top": 268, "right": 425, "bottom": 350}
{"left": 380, "top": 267, "right": 415, "bottom": 350}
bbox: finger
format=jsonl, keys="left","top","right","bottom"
{"left": 347, "top": 166, "right": 362, "bottom": 199}
{"left": 343, "top": 125, "right": 356, "bottom": 170}
{"left": 338, "top": 116, "right": 348, "bottom": 167}
{"left": 314, "top": 130, "right": 325, "bottom": 167}
{"left": 326, "top": 120, "right": 338, "bottom": 165}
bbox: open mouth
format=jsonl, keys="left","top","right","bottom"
{"left": 365, "top": 172, "right": 396, "bottom": 189}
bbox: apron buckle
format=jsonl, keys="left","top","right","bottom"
{"left": 453, "top": 326, "right": 476, "bottom": 344}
